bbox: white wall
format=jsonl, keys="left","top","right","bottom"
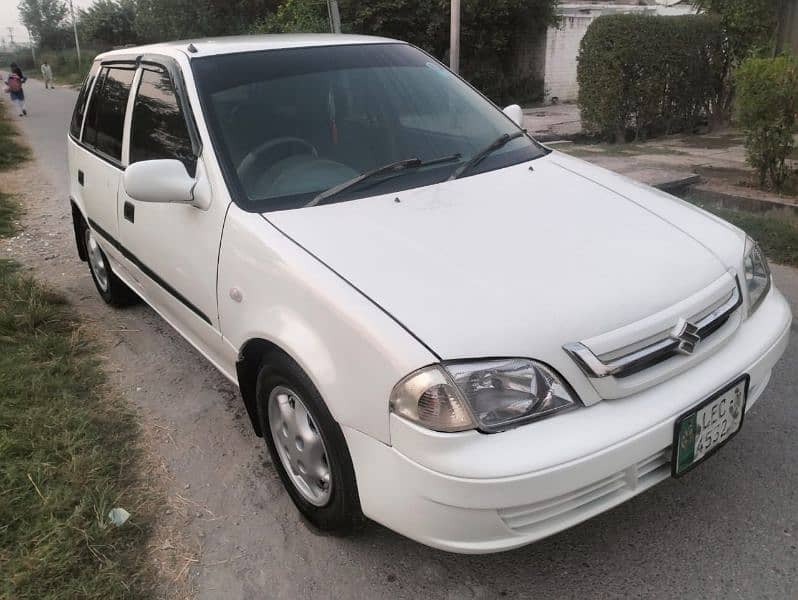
{"left": 543, "top": 15, "right": 592, "bottom": 103}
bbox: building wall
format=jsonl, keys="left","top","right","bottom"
{"left": 543, "top": 14, "right": 593, "bottom": 102}
{"left": 776, "top": 0, "right": 798, "bottom": 54}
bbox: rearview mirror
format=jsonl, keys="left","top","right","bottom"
{"left": 503, "top": 104, "right": 524, "bottom": 128}
{"left": 123, "top": 159, "right": 195, "bottom": 204}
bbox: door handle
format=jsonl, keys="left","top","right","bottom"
{"left": 123, "top": 201, "right": 135, "bottom": 223}
{"left": 78, "top": 170, "right": 84, "bottom": 185}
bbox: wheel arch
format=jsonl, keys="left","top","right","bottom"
{"left": 236, "top": 337, "right": 299, "bottom": 437}
{"left": 70, "top": 198, "right": 89, "bottom": 262}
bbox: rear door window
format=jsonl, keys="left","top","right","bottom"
{"left": 70, "top": 62, "right": 100, "bottom": 140}
{"left": 83, "top": 65, "right": 136, "bottom": 163}
{"left": 129, "top": 65, "right": 196, "bottom": 172}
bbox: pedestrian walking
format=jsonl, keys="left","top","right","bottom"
{"left": 4, "top": 63, "right": 27, "bottom": 116}
{"left": 41, "top": 61, "right": 54, "bottom": 89}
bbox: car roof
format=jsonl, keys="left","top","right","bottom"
{"left": 95, "top": 34, "right": 401, "bottom": 61}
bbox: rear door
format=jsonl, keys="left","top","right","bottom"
{"left": 78, "top": 63, "right": 137, "bottom": 242}
{"left": 68, "top": 61, "right": 99, "bottom": 225}
{"left": 117, "top": 59, "right": 228, "bottom": 358}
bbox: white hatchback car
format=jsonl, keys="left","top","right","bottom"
{"left": 68, "top": 35, "right": 791, "bottom": 554}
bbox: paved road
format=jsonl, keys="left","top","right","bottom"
{"left": 8, "top": 78, "right": 798, "bottom": 599}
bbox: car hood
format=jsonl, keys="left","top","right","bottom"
{"left": 265, "top": 153, "right": 738, "bottom": 388}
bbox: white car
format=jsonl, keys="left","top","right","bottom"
{"left": 68, "top": 35, "right": 791, "bottom": 554}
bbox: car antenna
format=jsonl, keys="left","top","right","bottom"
{"left": 187, "top": 43, "right": 198, "bottom": 54}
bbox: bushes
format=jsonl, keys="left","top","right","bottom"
{"left": 252, "top": 0, "right": 328, "bottom": 33}
{"left": 735, "top": 55, "right": 798, "bottom": 190}
{"left": 79, "top": 0, "right": 138, "bottom": 47}
{"left": 37, "top": 49, "right": 98, "bottom": 85}
{"left": 694, "top": 0, "right": 780, "bottom": 123}
{"left": 135, "top": 0, "right": 280, "bottom": 41}
{"left": 577, "top": 14, "right": 725, "bottom": 141}
{"left": 467, "top": 66, "right": 543, "bottom": 107}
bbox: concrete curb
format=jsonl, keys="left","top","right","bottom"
{"left": 685, "top": 186, "right": 798, "bottom": 217}
{"left": 653, "top": 174, "right": 702, "bottom": 194}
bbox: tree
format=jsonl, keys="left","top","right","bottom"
{"left": 80, "top": 0, "right": 137, "bottom": 47}
{"left": 338, "top": 0, "right": 446, "bottom": 55}
{"left": 17, "top": 0, "right": 68, "bottom": 49}
{"left": 254, "top": 0, "right": 328, "bottom": 34}
{"left": 692, "top": 0, "right": 780, "bottom": 123}
{"left": 735, "top": 55, "right": 798, "bottom": 190}
{"left": 338, "top": 0, "right": 557, "bottom": 60}
{"left": 135, "top": 0, "right": 280, "bottom": 43}
{"left": 693, "top": 0, "right": 778, "bottom": 63}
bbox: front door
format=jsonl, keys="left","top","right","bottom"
{"left": 117, "top": 60, "right": 229, "bottom": 361}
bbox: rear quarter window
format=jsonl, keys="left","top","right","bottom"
{"left": 82, "top": 65, "right": 136, "bottom": 162}
{"left": 69, "top": 63, "right": 99, "bottom": 140}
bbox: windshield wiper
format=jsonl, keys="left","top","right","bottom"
{"left": 448, "top": 130, "right": 527, "bottom": 181}
{"left": 307, "top": 153, "right": 461, "bottom": 207}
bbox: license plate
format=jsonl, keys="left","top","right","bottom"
{"left": 672, "top": 375, "right": 749, "bottom": 477}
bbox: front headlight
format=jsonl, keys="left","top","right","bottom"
{"left": 743, "top": 237, "right": 771, "bottom": 314}
{"left": 390, "top": 359, "right": 580, "bottom": 433}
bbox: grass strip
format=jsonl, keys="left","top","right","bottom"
{"left": 701, "top": 205, "right": 798, "bottom": 267}
{"left": 0, "top": 100, "right": 31, "bottom": 170}
{"left": 0, "top": 103, "right": 160, "bottom": 598}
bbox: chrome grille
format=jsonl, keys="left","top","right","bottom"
{"left": 564, "top": 279, "right": 742, "bottom": 379}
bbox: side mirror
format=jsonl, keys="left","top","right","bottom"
{"left": 123, "top": 159, "right": 195, "bottom": 205}
{"left": 503, "top": 104, "right": 524, "bottom": 128}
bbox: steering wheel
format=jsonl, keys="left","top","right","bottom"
{"left": 237, "top": 137, "right": 319, "bottom": 189}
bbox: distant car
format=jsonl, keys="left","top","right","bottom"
{"left": 67, "top": 35, "right": 791, "bottom": 554}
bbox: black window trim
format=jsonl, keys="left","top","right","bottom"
{"left": 69, "top": 61, "right": 100, "bottom": 141}
{"left": 86, "top": 216, "right": 212, "bottom": 325}
{"left": 138, "top": 54, "right": 203, "bottom": 161}
{"left": 69, "top": 54, "right": 202, "bottom": 172}
{"left": 68, "top": 60, "right": 97, "bottom": 145}
{"left": 74, "top": 61, "right": 137, "bottom": 170}
{"left": 130, "top": 57, "right": 202, "bottom": 176}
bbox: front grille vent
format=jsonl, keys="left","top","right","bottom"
{"left": 498, "top": 448, "right": 671, "bottom": 535}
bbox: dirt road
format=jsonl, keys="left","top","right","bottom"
{"left": 4, "top": 78, "right": 798, "bottom": 599}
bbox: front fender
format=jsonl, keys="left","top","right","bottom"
{"left": 218, "top": 205, "right": 436, "bottom": 444}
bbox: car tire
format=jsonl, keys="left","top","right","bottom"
{"left": 256, "top": 352, "right": 365, "bottom": 535}
{"left": 83, "top": 226, "right": 139, "bottom": 307}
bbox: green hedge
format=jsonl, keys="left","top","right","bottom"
{"left": 577, "top": 14, "right": 725, "bottom": 141}
{"left": 735, "top": 55, "right": 798, "bottom": 190}
{"left": 464, "top": 62, "right": 544, "bottom": 107}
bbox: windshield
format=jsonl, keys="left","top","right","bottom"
{"left": 192, "top": 43, "right": 548, "bottom": 211}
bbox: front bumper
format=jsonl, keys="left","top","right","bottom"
{"left": 344, "top": 286, "right": 792, "bottom": 554}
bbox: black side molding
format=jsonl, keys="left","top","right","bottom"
{"left": 87, "top": 218, "right": 212, "bottom": 325}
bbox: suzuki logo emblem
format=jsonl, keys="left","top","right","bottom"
{"left": 671, "top": 318, "right": 701, "bottom": 355}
